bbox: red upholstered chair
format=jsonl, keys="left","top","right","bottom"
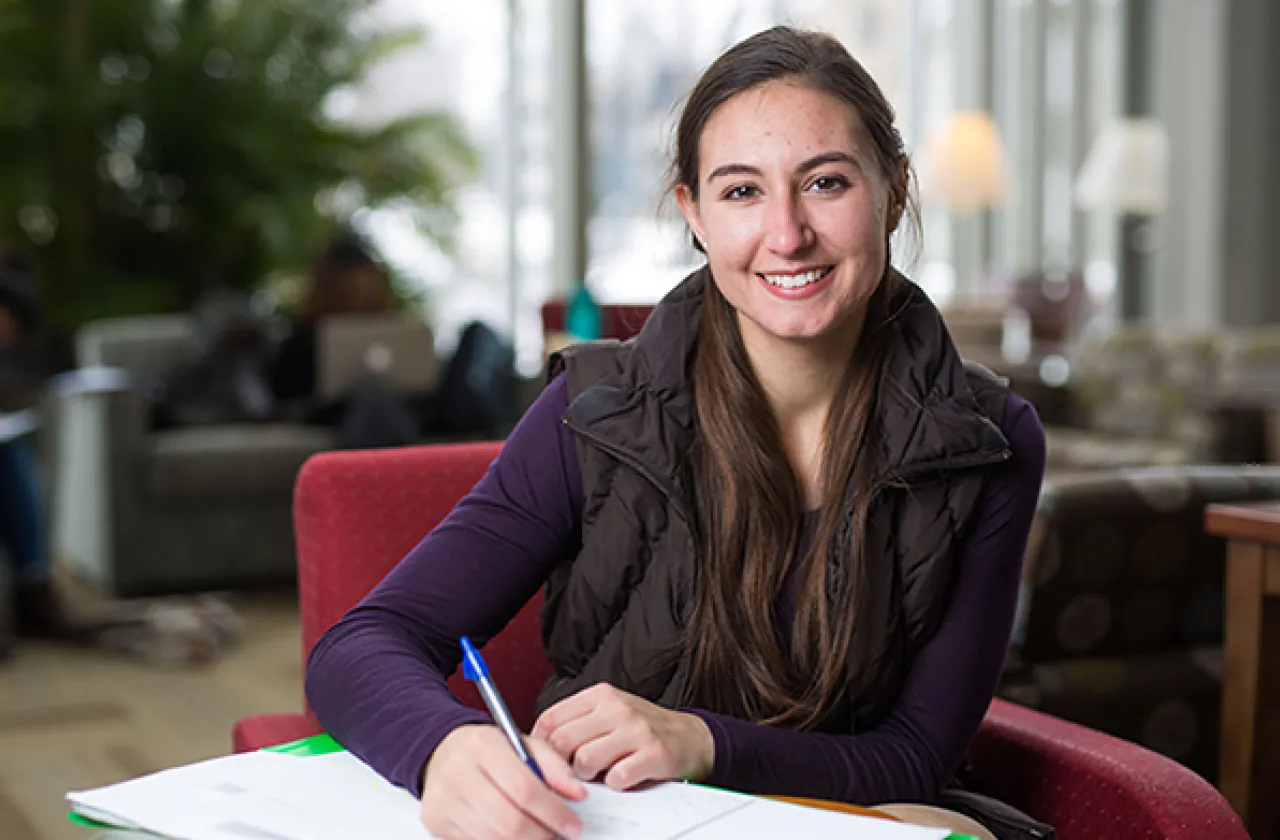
{"left": 233, "top": 443, "right": 1248, "bottom": 840}
{"left": 539, "top": 300, "right": 654, "bottom": 343}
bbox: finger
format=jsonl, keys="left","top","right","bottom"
{"left": 570, "top": 729, "right": 640, "bottom": 782}
{"left": 526, "top": 737, "right": 587, "bottom": 801}
{"left": 461, "top": 781, "right": 552, "bottom": 840}
{"left": 532, "top": 685, "right": 611, "bottom": 741}
{"left": 538, "top": 708, "right": 618, "bottom": 762}
{"left": 481, "top": 745, "right": 584, "bottom": 839}
{"left": 603, "top": 746, "right": 667, "bottom": 791}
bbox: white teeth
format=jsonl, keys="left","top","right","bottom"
{"left": 761, "top": 268, "right": 829, "bottom": 288}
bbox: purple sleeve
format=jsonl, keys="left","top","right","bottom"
{"left": 694, "top": 394, "right": 1046, "bottom": 804}
{"left": 304, "top": 374, "right": 582, "bottom": 797}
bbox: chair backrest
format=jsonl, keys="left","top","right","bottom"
{"left": 1018, "top": 464, "right": 1280, "bottom": 663}
{"left": 539, "top": 300, "right": 654, "bottom": 342}
{"left": 293, "top": 440, "right": 552, "bottom": 731}
{"left": 76, "top": 314, "right": 197, "bottom": 384}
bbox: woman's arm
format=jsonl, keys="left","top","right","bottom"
{"left": 304, "top": 374, "right": 583, "bottom": 796}
{"left": 694, "top": 395, "right": 1046, "bottom": 805}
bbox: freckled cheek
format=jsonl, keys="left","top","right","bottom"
{"left": 703, "top": 223, "right": 760, "bottom": 272}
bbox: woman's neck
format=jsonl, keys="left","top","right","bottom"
{"left": 738, "top": 312, "right": 865, "bottom": 428}
{"left": 737, "top": 310, "right": 866, "bottom": 507}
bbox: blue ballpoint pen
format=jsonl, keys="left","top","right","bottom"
{"left": 460, "top": 636, "right": 547, "bottom": 783}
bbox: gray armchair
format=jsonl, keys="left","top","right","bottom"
{"left": 48, "top": 314, "right": 335, "bottom": 596}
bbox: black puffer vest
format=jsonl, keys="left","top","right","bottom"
{"left": 538, "top": 267, "right": 1012, "bottom": 734}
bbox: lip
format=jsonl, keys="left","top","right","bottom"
{"left": 755, "top": 265, "right": 836, "bottom": 301}
{"left": 756, "top": 264, "right": 832, "bottom": 277}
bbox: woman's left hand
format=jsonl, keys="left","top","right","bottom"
{"left": 531, "top": 683, "right": 715, "bottom": 791}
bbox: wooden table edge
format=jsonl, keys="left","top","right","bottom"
{"left": 1205, "top": 501, "right": 1280, "bottom": 544}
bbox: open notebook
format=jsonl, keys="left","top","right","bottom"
{"left": 67, "top": 741, "right": 964, "bottom": 840}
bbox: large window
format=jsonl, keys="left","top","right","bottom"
{"left": 990, "top": 0, "right": 1124, "bottom": 311}
{"left": 911, "top": 0, "right": 1124, "bottom": 311}
{"left": 340, "top": 0, "right": 515, "bottom": 359}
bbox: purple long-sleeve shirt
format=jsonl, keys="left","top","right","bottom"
{"left": 306, "top": 373, "right": 1046, "bottom": 805}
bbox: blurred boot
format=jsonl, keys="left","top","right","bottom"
{"left": 14, "top": 578, "right": 92, "bottom": 644}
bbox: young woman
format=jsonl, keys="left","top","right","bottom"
{"left": 306, "top": 26, "right": 1046, "bottom": 840}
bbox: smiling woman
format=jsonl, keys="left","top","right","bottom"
{"left": 305, "top": 25, "right": 1048, "bottom": 840}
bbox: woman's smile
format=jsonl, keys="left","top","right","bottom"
{"left": 757, "top": 264, "right": 836, "bottom": 299}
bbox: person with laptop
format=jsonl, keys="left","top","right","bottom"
{"left": 306, "top": 27, "right": 1047, "bottom": 840}
{"left": 269, "top": 230, "right": 434, "bottom": 448}
{"left": 269, "top": 229, "right": 396, "bottom": 411}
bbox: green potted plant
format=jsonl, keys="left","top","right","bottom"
{"left": 0, "top": 0, "right": 476, "bottom": 331}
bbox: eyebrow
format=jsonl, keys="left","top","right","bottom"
{"left": 705, "top": 151, "right": 863, "bottom": 183}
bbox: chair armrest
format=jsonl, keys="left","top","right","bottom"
{"left": 44, "top": 372, "right": 152, "bottom": 590}
{"left": 972, "top": 698, "right": 1247, "bottom": 840}
{"left": 42, "top": 368, "right": 149, "bottom": 460}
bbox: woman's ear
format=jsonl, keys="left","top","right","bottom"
{"left": 887, "top": 198, "right": 903, "bottom": 235}
{"left": 675, "top": 184, "right": 707, "bottom": 251}
{"left": 888, "top": 160, "right": 910, "bottom": 233}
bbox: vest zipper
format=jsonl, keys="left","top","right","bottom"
{"left": 892, "top": 445, "right": 1013, "bottom": 483}
{"left": 848, "top": 445, "right": 1013, "bottom": 530}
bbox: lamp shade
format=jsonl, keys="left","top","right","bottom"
{"left": 1075, "top": 117, "right": 1170, "bottom": 214}
{"left": 919, "top": 111, "right": 1012, "bottom": 214}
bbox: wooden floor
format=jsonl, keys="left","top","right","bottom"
{"left": 0, "top": 590, "right": 303, "bottom": 840}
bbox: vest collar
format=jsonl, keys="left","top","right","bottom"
{"left": 564, "top": 266, "right": 1010, "bottom": 493}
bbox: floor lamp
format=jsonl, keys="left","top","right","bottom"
{"left": 919, "top": 111, "right": 1013, "bottom": 302}
{"left": 1075, "top": 117, "right": 1170, "bottom": 321}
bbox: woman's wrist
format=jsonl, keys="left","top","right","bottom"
{"left": 420, "top": 723, "right": 487, "bottom": 791}
{"left": 679, "top": 712, "right": 716, "bottom": 782}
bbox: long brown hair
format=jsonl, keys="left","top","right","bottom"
{"left": 675, "top": 27, "right": 920, "bottom": 729}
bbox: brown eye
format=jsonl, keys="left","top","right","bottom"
{"left": 724, "top": 184, "right": 760, "bottom": 201}
{"left": 808, "top": 175, "right": 849, "bottom": 193}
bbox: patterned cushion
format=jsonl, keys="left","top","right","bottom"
{"left": 1016, "top": 465, "right": 1280, "bottom": 662}
{"left": 1006, "top": 464, "right": 1280, "bottom": 783}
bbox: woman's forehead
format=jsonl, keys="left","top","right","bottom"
{"left": 698, "top": 81, "right": 870, "bottom": 168}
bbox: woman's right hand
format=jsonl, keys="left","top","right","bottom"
{"left": 421, "top": 724, "right": 588, "bottom": 840}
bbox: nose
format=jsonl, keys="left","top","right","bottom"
{"left": 764, "top": 192, "right": 814, "bottom": 255}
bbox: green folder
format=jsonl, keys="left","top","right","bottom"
{"left": 69, "top": 733, "right": 975, "bottom": 840}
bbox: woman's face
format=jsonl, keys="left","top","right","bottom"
{"left": 676, "top": 81, "right": 901, "bottom": 351}
{"left": 341, "top": 266, "right": 389, "bottom": 314}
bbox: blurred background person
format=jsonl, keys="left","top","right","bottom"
{"left": 0, "top": 251, "right": 79, "bottom": 661}
{"left": 269, "top": 229, "right": 429, "bottom": 448}
{"left": 269, "top": 228, "right": 395, "bottom": 412}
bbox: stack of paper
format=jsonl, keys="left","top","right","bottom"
{"left": 67, "top": 748, "right": 955, "bottom": 840}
